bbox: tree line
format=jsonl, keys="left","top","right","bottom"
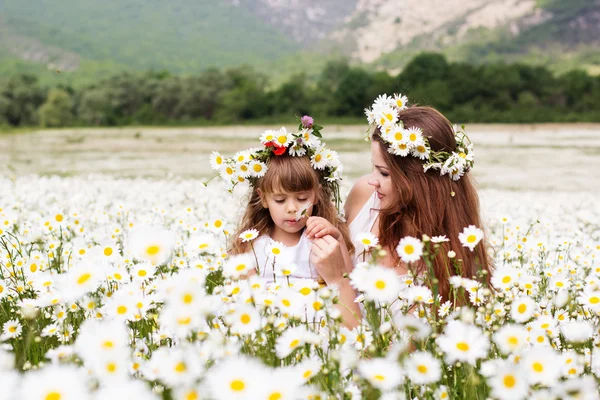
{"left": 1, "top": 52, "right": 599, "bottom": 128}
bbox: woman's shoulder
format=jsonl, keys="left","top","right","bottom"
{"left": 344, "top": 174, "right": 375, "bottom": 225}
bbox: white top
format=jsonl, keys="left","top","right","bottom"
{"left": 251, "top": 233, "right": 319, "bottom": 283}
{"left": 349, "top": 192, "right": 380, "bottom": 266}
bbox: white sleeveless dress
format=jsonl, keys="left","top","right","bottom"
{"left": 251, "top": 234, "right": 320, "bottom": 283}
{"left": 348, "top": 192, "right": 380, "bottom": 266}
{"left": 348, "top": 192, "right": 409, "bottom": 319}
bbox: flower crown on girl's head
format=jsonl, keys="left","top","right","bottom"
{"left": 364, "top": 93, "right": 475, "bottom": 181}
{"left": 209, "top": 116, "right": 343, "bottom": 206}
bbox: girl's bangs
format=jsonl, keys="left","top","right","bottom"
{"left": 260, "top": 156, "right": 318, "bottom": 194}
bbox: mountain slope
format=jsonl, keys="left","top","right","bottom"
{"left": 0, "top": 0, "right": 598, "bottom": 81}
{"left": 0, "top": 0, "right": 300, "bottom": 72}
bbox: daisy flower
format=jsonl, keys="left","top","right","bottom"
{"left": 560, "top": 320, "right": 593, "bottom": 343}
{"left": 274, "top": 127, "right": 293, "bottom": 147}
{"left": 266, "top": 241, "right": 286, "bottom": 258}
{"left": 411, "top": 143, "right": 430, "bottom": 160}
{"left": 227, "top": 304, "right": 262, "bottom": 335}
{"left": 275, "top": 326, "right": 312, "bottom": 358}
{"left": 487, "top": 362, "right": 528, "bottom": 400}
{"left": 210, "top": 151, "right": 224, "bottom": 170}
{"left": 206, "top": 356, "right": 269, "bottom": 400}
{"left": 357, "top": 357, "right": 404, "bottom": 391}
{"left": 459, "top": 225, "right": 484, "bottom": 251}
{"left": 493, "top": 324, "right": 528, "bottom": 355}
{"left": 405, "top": 351, "right": 442, "bottom": 384}
{"left": 396, "top": 236, "right": 423, "bottom": 263}
{"left": 393, "top": 93, "right": 409, "bottom": 110}
{"left": 127, "top": 225, "right": 175, "bottom": 266}
{"left": 363, "top": 266, "right": 404, "bottom": 304}
{"left": 260, "top": 129, "right": 278, "bottom": 144}
{"left": 2, "top": 319, "right": 22, "bottom": 340}
{"left": 405, "top": 126, "right": 424, "bottom": 147}
{"left": 19, "top": 364, "right": 91, "bottom": 400}
{"left": 374, "top": 104, "right": 398, "bottom": 129}
{"left": 248, "top": 160, "right": 267, "bottom": 178}
{"left": 294, "top": 202, "right": 312, "bottom": 221}
{"left": 355, "top": 232, "right": 379, "bottom": 252}
{"left": 521, "top": 346, "right": 562, "bottom": 386}
{"left": 186, "top": 234, "right": 218, "bottom": 255}
{"left": 219, "top": 164, "right": 236, "bottom": 181}
{"left": 310, "top": 148, "right": 328, "bottom": 170}
{"left": 430, "top": 235, "right": 449, "bottom": 243}
{"left": 491, "top": 265, "right": 520, "bottom": 291}
{"left": 233, "top": 150, "right": 251, "bottom": 164}
{"left": 387, "top": 125, "right": 405, "bottom": 145}
{"left": 222, "top": 253, "right": 255, "bottom": 279}
{"left": 131, "top": 262, "right": 156, "bottom": 281}
{"left": 510, "top": 296, "right": 536, "bottom": 323}
{"left": 436, "top": 320, "right": 490, "bottom": 365}
{"left": 239, "top": 229, "right": 259, "bottom": 242}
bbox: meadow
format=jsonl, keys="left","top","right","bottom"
{"left": 0, "top": 124, "right": 599, "bottom": 399}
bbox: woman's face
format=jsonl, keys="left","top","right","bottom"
{"left": 368, "top": 140, "right": 397, "bottom": 208}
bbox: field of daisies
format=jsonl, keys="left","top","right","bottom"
{"left": 1, "top": 174, "right": 599, "bottom": 400}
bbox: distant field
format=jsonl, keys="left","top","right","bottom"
{"left": 2, "top": 124, "right": 599, "bottom": 192}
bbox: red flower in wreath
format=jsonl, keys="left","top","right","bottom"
{"left": 265, "top": 141, "right": 287, "bottom": 156}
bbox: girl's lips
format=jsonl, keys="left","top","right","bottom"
{"left": 285, "top": 220, "right": 298, "bottom": 224}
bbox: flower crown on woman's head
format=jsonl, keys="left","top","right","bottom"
{"left": 365, "top": 93, "right": 475, "bottom": 181}
{"left": 209, "top": 116, "right": 343, "bottom": 206}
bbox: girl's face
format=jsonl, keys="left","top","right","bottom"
{"left": 368, "top": 140, "right": 396, "bottom": 208}
{"left": 261, "top": 189, "right": 317, "bottom": 243}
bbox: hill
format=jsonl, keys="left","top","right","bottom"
{"left": 0, "top": 0, "right": 598, "bottom": 85}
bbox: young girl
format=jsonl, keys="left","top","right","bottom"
{"left": 216, "top": 118, "right": 360, "bottom": 326}
{"left": 309, "top": 96, "right": 492, "bottom": 304}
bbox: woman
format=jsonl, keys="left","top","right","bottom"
{"left": 309, "top": 95, "right": 492, "bottom": 304}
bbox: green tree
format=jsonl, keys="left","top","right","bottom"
{"left": 396, "top": 52, "right": 449, "bottom": 91}
{"left": 77, "top": 87, "right": 115, "bottom": 125}
{"left": 215, "top": 67, "right": 270, "bottom": 122}
{"left": 0, "top": 74, "right": 45, "bottom": 126}
{"left": 39, "top": 88, "right": 74, "bottom": 127}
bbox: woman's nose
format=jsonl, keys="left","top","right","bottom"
{"left": 367, "top": 176, "right": 379, "bottom": 188}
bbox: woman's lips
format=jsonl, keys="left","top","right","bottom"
{"left": 376, "top": 191, "right": 384, "bottom": 199}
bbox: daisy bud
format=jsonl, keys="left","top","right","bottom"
{"left": 448, "top": 251, "right": 456, "bottom": 258}
{"left": 330, "top": 308, "right": 342, "bottom": 320}
{"left": 379, "top": 322, "right": 392, "bottom": 334}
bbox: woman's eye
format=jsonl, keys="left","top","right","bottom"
{"left": 381, "top": 172, "right": 389, "bottom": 177}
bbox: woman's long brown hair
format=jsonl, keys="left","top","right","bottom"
{"left": 374, "top": 106, "right": 492, "bottom": 302}
{"left": 229, "top": 154, "right": 354, "bottom": 256}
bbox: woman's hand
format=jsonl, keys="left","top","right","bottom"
{"left": 305, "top": 216, "right": 341, "bottom": 241}
{"left": 309, "top": 235, "right": 346, "bottom": 285}
{"left": 310, "top": 234, "right": 361, "bottom": 328}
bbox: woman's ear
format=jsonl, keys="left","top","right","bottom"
{"left": 257, "top": 189, "right": 268, "bottom": 208}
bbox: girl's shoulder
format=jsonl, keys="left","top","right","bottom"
{"left": 344, "top": 175, "right": 375, "bottom": 226}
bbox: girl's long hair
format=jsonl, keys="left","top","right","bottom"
{"left": 229, "top": 154, "right": 354, "bottom": 256}
{"left": 374, "top": 106, "right": 492, "bottom": 302}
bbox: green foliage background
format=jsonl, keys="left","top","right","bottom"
{"left": 2, "top": 53, "right": 599, "bottom": 129}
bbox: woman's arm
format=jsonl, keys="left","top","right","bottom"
{"left": 310, "top": 235, "right": 361, "bottom": 328}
